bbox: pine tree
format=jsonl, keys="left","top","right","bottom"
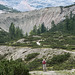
{"left": 30, "top": 30, "right": 33, "bottom": 35}
{"left": 65, "top": 16, "right": 69, "bottom": 31}
{"left": 51, "top": 20, "right": 56, "bottom": 28}
{"left": 9, "top": 22, "right": 15, "bottom": 39}
{"left": 60, "top": 6, "right": 63, "bottom": 14}
{"left": 50, "top": 20, "right": 56, "bottom": 31}
{"left": 15, "top": 27, "right": 23, "bottom": 39}
{"left": 25, "top": 32, "right": 28, "bottom": 37}
{"left": 9, "top": 23, "right": 23, "bottom": 39}
{"left": 30, "top": 25, "right": 37, "bottom": 35}
{"left": 37, "top": 25, "right": 41, "bottom": 34}
{"left": 33, "top": 25, "right": 37, "bottom": 35}
{"left": 41, "top": 22, "right": 46, "bottom": 33}
{"left": 70, "top": 11, "right": 72, "bottom": 19}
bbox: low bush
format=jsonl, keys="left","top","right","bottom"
{"left": 25, "top": 53, "right": 40, "bottom": 61}
{"left": 27, "top": 58, "right": 42, "bottom": 70}
{"left": 53, "top": 61, "right": 75, "bottom": 70}
{"left": 67, "top": 46, "right": 75, "bottom": 50}
{"left": 14, "top": 64, "right": 29, "bottom": 75}
{"left": 0, "top": 59, "right": 30, "bottom": 75}
{"left": 47, "top": 53, "right": 70, "bottom": 65}
{"left": 0, "top": 54, "right": 8, "bottom": 60}
{"left": 0, "top": 54, "right": 4, "bottom": 60}
{"left": 50, "top": 44, "right": 67, "bottom": 49}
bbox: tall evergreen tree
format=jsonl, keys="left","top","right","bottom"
{"left": 30, "top": 30, "right": 33, "bottom": 35}
{"left": 50, "top": 20, "right": 56, "bottom": 31}
{"left": 60, "top": 6, "right": 63, "bottom": 14}
{"left": 70, "top": 11, "right": 72, "bottom": 19}
{"left": 25, "top": 32, "right": 28, "bottom": 37}
{"left": 33, "top": 25, "right": 37, "bottom": 35}
{"left": 37, "top": 25, "right": 41, "bottom": 34}
{"left": 41, "top": 22, "right": 46, "bottom": 33}
{"left": 51, "top": 20, "right": 56, "bottom": 28}
{"left": 30, "top": 25, "right": 37, "bottom": 35}
{"left": 65, "top": 16, "right": 69, "bottom": 31}
{"left": 15, "top": 27, "right": 23, "bottom": 39}
{"left": 9, "top": 22, "right": 15, "bottom": 39}
{"left": 9, "top": 23, "right": 23, "bottom": 39}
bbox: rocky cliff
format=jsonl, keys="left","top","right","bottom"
{"left": 0, "top": 5, "right": 75, "bottom": 34}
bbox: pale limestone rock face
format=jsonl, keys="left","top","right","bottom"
{"left": 0, "top": 6, "right": 75, "bottom": 34}
{"left": 0, "top": 46, "right": 74, "bottom": 60}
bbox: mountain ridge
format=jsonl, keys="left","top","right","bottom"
{"left": 1, "top": 0, "right": 75, "bottom": 11}
{"left": 0, "top": 4, "right": 75, "bottom": 34}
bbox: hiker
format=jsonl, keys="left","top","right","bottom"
{"left": 42, "top": 59, "right": 46, "bottom": 71}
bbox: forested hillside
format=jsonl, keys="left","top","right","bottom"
{"left": 0, "top": 23, "right": 23, "bottom": 44}
{"left": 0, "top": 11, "right": 75, "bottom": 50}
{"left": 50, "top": 12, "right": 75, "bottom": 34}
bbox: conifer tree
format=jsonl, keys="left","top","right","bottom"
{"left": 51, "top": 20, "right": 56, "bottom": 28}
{"left": 9, "top": 23, "right": 23, "bottom": 39}
{"left": 41, "top": 22, "right": 46, "bottom": 33}
{"left": 50, "top": 20, "right": 57, "bottom": 31}
{"left": 25, "top": 32, "right": 28, "bottom": 37}
{"left": 15, "top": 27, "right": 23, "bottom": 39}
{"left": 70, "top": 11, "right": 72, "bottom": 19}
{"left": 33, "top": 25, "right": 37, "bottom": 35}
{"left": 65, "top": 16, "right": 69, "bottom": 31}
{"left": 37, "top": 25, "right": 41, "bottom": 34}
{"left": 9, "top": 22, "right": 15, "bottom": 39}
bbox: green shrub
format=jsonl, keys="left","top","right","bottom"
{"left": 53, "top": 61, "right": 75, "bottom": 70}
{"left": 25, "top": 53, "right": 40, "bottom": 61}
{"left": 27, "top": 58, "right": 42, "bottom": 70}
{"left": 0, "top": 54, "right": 8, "bottom": 60}
{"left": 0, "top": 59, "right": 30, "bottom": 75}
{"left": 50, "top": 44, "right": 67, "bottom": 49}
{"left": 47, "top": 53, "right": 70, "bottom": 65}
{"left": 67, "top": 46, "right": 75, "bottom": 50}
{"left": 0, "top": 54, "right": 4, "bottom": 60}
{"left": 14, "top": 64, "right": 29, "bottom": 75}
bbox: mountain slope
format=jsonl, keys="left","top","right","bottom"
{"left": 0, "top": 5, "right": 75, "bottom": 34}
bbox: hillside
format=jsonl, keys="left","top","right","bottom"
{"left": 0, "top": 4, "right": 75, "bottom": 75}
{"left": 0, "top": 4, "right": 75, "bottom": 34}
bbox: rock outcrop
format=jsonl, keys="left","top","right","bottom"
{"left": 0, "top": 46, "right": 75, "bottom": 60}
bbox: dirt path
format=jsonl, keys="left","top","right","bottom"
{"left": 29, "top": 71, "right": 60, "bottom": 75}
{"left": 29, "top": 69, "right": 75, "bottom": 75}
{"left": 63, "top": 50, "right": 75, "bottom": 54}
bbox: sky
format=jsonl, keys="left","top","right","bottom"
{"left": 0, "top": 0, "right": 75, "bottom": 11}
